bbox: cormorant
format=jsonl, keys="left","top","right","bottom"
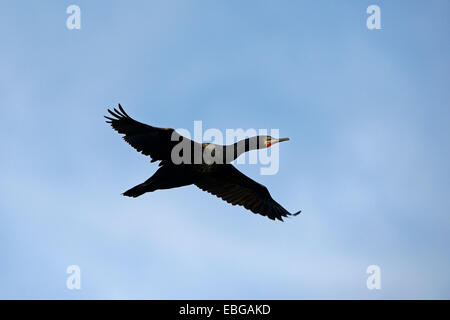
{"left": 105, "top": 104, "right": 301, "bottom": 221}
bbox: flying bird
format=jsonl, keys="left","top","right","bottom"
{"left": 105, "top": 104, "right": 301, "bottom": 221}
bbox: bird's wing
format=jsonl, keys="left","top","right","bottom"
{"left": 105, "top": 104, "right": 193, "bottom": 162}
{"left": 194, "top": 164, "right": 301, "bottom": 221}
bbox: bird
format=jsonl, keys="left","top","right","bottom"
{"left": 105, "top": 104, "right": 301, "bottom": 221}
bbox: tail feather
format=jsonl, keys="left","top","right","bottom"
{"left": 122, "top": 164, "right": 195, "bottom": 198}
{"left": 123, "top": 183, "right": 153, "bottom": 198}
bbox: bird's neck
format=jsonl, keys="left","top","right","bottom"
{"left": 224, "top": 138, "right": 260, "bottom": 163}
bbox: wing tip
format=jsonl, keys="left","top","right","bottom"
{"left": 106, "top": 104, "right": 130, "bottom": 120}
{"left": 118, "top": 103, "right": 130, "bottom": 117}
{"left": 278, "top": 210, "right": 301, "bottom": 221}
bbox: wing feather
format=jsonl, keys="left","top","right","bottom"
{"left": 105, "top": 104, "right": 195, "bottom": 162}
{"left": 195, "top": 164, "right": 301, "bottom": 221}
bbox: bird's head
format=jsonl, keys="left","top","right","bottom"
{"left": 259, "top": 135, "right": 290, "bottom": 148}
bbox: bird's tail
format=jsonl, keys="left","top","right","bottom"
{"left": 122, "top": 183, "right": 154, "bottom": 198}
{"left": 122, "top": 164, "right": 195, "bottom": 198}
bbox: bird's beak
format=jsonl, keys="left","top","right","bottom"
{"left": 271, "top": 137, "right": 290, "bottom": 145}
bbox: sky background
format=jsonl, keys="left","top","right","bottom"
{"left": 0, "top": 0, "right": 449, "bottom": 299}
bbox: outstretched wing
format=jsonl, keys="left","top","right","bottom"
{"left": 105, "top": 104, "right": 192, "bottom": 163}
{"left": 195, "top": 164, "right": 301, "bottom": 221}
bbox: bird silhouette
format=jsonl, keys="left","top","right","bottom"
{"left": 105, "top": 104, "right": 301, "bottom": 221}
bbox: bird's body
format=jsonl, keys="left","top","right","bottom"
{"left": 105, "top": 104, "right": 300, "bottom": 221}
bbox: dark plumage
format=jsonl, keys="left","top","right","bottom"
{"left": 105, "top": 104, "right": 301, "bottom": 221}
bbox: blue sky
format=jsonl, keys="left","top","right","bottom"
{"left": 0, "top": 0, "right": 449, "bottom": 299}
